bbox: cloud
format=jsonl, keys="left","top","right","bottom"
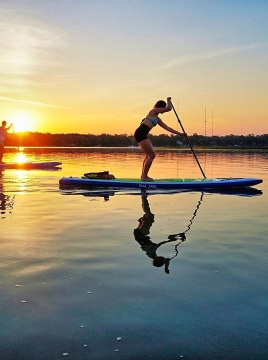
{"left": 0, "top": 95, "right": 72, "bottom": 109}
{"left": 161, "top": 43, "right": 268, "bottom": 69}
{"left": 0, "top": 9, "right": 67, "bottom": 78}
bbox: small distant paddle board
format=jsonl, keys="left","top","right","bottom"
{"left": 59, "top": 176, "right": 262, "bottom": 190}
{"left": 0, "top": 161, "right": 62, "bottom": 170}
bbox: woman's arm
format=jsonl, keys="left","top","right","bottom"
{"left": 157, "top": 97, "right": 172, "bottom": 114}
{"left": 158, "top": 119, "right": 185, "bottom": 136}
{"left": 149, "top": 97, "right": 172, "bottom": 116}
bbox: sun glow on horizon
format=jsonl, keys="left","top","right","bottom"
{"left": 10, "top": 112, "right": 35, "bottom": 133}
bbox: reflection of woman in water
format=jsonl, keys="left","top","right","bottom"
{"left": 133, "top": 195, "right": 185, "bottom": 274}
{"left": 0, "top": 171, "right": 15, "bottom": 218}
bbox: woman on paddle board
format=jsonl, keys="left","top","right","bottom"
{"left": 0, "top": 121, "right": 12, "bottom": 164}
{"left": 134, "top": 97, "right": 186, "bottom": 181}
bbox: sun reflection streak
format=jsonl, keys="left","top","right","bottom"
{"left": 14, "top": 170, "right": 27, "bottom": 192}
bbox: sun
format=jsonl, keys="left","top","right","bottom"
{"left": 10, "top": 112, "right": 34, "bottom": 133}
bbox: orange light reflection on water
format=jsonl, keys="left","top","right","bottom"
{"left": 14, "top": 170, "right": 27, "bottom": 192}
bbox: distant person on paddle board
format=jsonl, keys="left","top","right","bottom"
{"left": 0, "top": 121, "right": 12, "bottom": 164}
{"left": 134, "top": 97, "right": 186, "bottom": 181}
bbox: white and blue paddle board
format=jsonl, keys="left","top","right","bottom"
{"left": 59, "top": 176, "right": 262, "bottom": 190}
{"left": 0, "top": 161, "right": 62, "bottom": 170}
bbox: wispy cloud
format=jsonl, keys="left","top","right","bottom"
{"left": 161, "top": 43, "right": 268, "bottom": 69}
{"left": 0, "top": 9, "right": 67, "bottom": 79}
{"left": 0, "top": 95, "right": 72, "bottom": 109}
{"left": 30, "top": 75, "right": 76, "bottom": 87}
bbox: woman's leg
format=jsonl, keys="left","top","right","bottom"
{"left": 138, "top": 138, "right": 155, "bottom": 181}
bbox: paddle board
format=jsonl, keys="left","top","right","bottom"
{"left": 59, "top": 176, "right": 262, "bottom": 190}
{"left": 0, "top": 161, "right": 62, "bottom": 170}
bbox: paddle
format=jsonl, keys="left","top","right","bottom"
{"left": 11, "top": 124, "right": 20, "bottom": 152}
{"left": 171, "top": 102, "right": 206, "bottom": 179}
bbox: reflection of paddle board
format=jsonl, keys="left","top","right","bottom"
{"left": 0, "top": 162, "right": 62, "bottom": 170}
{"left": 59, "top": 177, "right": 262, "bottom": 190}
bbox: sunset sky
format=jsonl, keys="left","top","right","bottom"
{"left": 0, "top": 0, "right": 267, "bottom": 136}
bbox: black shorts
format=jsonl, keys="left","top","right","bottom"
{"left": 134, "top": 124, "right": 150, "bottom": 143}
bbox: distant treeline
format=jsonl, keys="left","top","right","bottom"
{"left": 5, "top": 132, "right": 268, "bottom": 148}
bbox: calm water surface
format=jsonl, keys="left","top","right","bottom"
{"left": 0, "top": 148, "right": 267, "bottom": 360}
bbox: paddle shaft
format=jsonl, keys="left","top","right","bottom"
{"left": 171, "top": 102, "right": 206, "bottom": 178}
{"left": 11, "top": 124, "right": 20, "bottom": 151}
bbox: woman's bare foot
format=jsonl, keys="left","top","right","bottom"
{"left": 141, "top": 177, "right": 154, "bottom": 182}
